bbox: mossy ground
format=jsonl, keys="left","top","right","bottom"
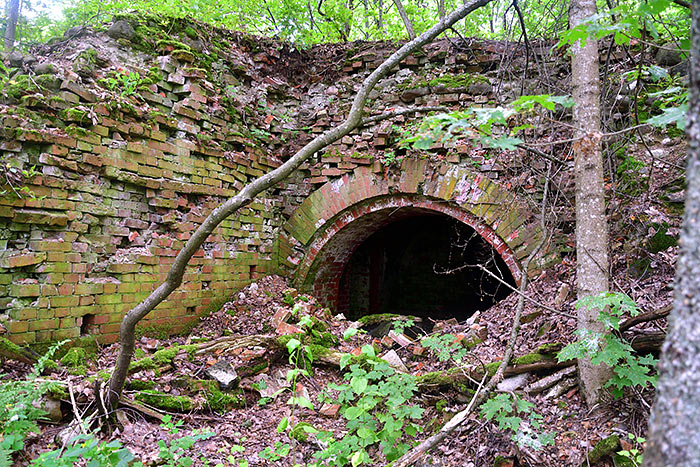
{"left": 135, "top": 390, "right": 194, "bottom": 412}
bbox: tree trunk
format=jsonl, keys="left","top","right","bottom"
{"left": 437, "top": 0, "right": 445, "bottom": 20}
{"left": 104, "top": 0, "right": 496, "bottom": 411}
{"left": 4, "top": 0, "right": 19, "bottom": 49}
{"left": 569, "top": 0, "right": 611, "bottom": 407}
{"left": 392, "top": 0, "right": 416, "bottom": 39}
{"left": 645, "top": 6, "right": 700, "bottom": 464}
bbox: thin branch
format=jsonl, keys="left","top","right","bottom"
{"left": 670, "top": 0, "right": 690, "bottom": 9}
{"left": 473, "top": 263, "right": 576, "bottom": 319}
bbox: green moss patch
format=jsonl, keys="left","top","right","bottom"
{"left": 428, "top": 73, "right": 489, "bottom": 88}
{"left": 60, "top": 347, "right": 87, "bottom": 367}
{"left": 127, "top": 379, "right": 156, "bottom": 391}
{"left": 135, "top": 390, "right": 194, "bottom": 412}
{"left": 586, "top": 435, "right": 620, "bottom": 464}
{"left": 128, "top": 344, "right": 197, "bottom": 373}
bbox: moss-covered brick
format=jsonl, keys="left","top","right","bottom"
{"left": 29, "top": 319, "right": 59, "bottom": 331}
{"left": 96, "top": 294, "right": 124, "bottom": 305}
{"left": 9, "top": 308, "right": 37, "bottom": 320}
{"left": 6, "top": 321, "right": 29, "bottom": 333}
{"left": 0, "top": 252, "right": 47, "bottom": 268}
{"left": 107, "top": 263, "right": 139, "bottom": 274}
{"left": 10, "top": 283, "right": 40, "bottom": 297}
{"left": 74, "top": 283, "right": 105, "bottom": 295}
{"left": 50, "top": 296, "right": 79, "bottom": 307}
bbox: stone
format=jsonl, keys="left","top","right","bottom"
{"left": 34, "top": 63, "right": 57, "bottom": 75}
{"left": 253, "top": 370, "right": 290, "bottom": 398}
{"left": 496, "top": 372, "right": 530, "bottom": 392}
{"left": 8, "top": 52, "right": 24, "bottom": 68}
{"left": 63, "top": 26, "right": 83, "bottom": 39}
{"left": 656, "top": 43, "right": 685, "bottom": 67}
{"left": 39, "top": 396, "right": 63, "bottom": 423}
{"left": 380, "top": 349, "right": 408, "bottom": 373}
{"left": 388, "top": 330, "right": 413, "bottom": 347}
{"left": 276, "top": 322, "right": 302, "bottom": 335}
{"left": 468, "top": 82, "right": 492, "bottom": 95}
{"left": 23, "top": 55, "right": 37, "bottom": 68}
{"left": 107, "top": 20, "right": 136, "bottom": 41}
{"left": 400, "top": 87, "right": 429, "bottom": 102}
{"left": 667, "top": 190, "right": 685, "bottom": 203}
{"left": 319, "top": 403, "right": 340, "bottom": 417}
{"left": 205, "top": 360, "right": 239, "bottom": 390}
{"left": 270, "top": 308, "right": 292, "bottom": 328}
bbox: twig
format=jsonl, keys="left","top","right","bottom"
{"left": 459, "top": 263, "right": 576, "bottom": 319}
{"left": 67, "top": 382, "right": 87, "bottom": 435}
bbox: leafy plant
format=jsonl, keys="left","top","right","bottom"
{"left": 480, "top": 393, "right": 555, "bottom": 450}
{"left": 259, "top": 441, "right": 290, "bottom": 461}
{"left": 152, "top": 415, "right": 215, "bottom": 467}
{"left": 405, "top": 94, "right": 573, "bottom": 153}
{"left": 30, "top": 434, "right": 135, "bottom": 467}
{"left": 215, "top": 440, "right": 248, "bottom": 467}
{"left": 557, "top": 292, "right": 658, "bottom": 398}
{"left": 392, "top": 317, "right": 415, "bottom": 334}
{"left": 0, "top": 340, "right": 67, "bottom": 465}
{"left": 421, "top": 333, "right": 467, "bottom": 364}
{"left": 313, "top": 345, "right": 423, "bottom": 465}
{"left": 617, "top": 433, "right": 646, "bottom": 467}
{"left": 104, "top": 69, "right": 144, "bottom": 97}
{"left": 0, "top": 162, "right": 42, "bottom": 199}
{"left": 259, "top": 336, "right": 314, "bottom": 463}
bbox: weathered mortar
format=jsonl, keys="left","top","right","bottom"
{"left": 0, "top": 15, "right": 556, "bottom": 344}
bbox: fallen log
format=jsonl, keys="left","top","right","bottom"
{"left": 619, "top": 304, "right": 672, "bottom": 332}
{"left": 627, "top": 331, "right": 665, "bottom": 354}
{"left": 0, "top": 336, "right": 38, "bottom": 365}
{"left": 524, "top": 366, "right": 577, "bottom": 394}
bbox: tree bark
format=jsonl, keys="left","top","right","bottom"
{"left": 645, "top": 5, "right": 700, "bottom": 464}
{"left": 392, "top": 0, "right": 416, "bottom": 39}
{"left": 569, "top": 0, "right": 611, "bottom": 407}
{"left": 4, "top": 0, "right": 19, "bottom": 49}
{"left": 104, "top": 0, "right": 496, "bottom": 411}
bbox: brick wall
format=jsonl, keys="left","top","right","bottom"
{"left": 0, "top": 16, "right": 555, "bottom": 344}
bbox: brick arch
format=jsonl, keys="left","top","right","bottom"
{"left": 279, "top": 159, "right": 542, "bottom": 309}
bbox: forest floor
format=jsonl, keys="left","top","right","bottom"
{"left": 9, "top": 255, "right": 675, "bottom": 466}
{"left": 4, "top": 133, "right": 686, "bottom": 466}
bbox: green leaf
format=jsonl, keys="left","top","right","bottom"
{"left": 647, "top": 104, "right": 688, "bottom": 130}
{"left": 345, "top": 406, "right": 363, "bottom": 420}
{"left": 480, "top": 394, "right": 512, "bottom": 420}
{"left": 286, "top": 338, "right": 301, "bottom": 354}
{"left": 351, "top": 377, "right": 368, "bottom": 395}
{"left": 340, "top": 353, "right": 352, "bottom": 369}
{"left": 277, "top": 417, "right": 289, "bottom": 433}
{"left": 360, "top": 345, "right": 376, "bottom": 358}
{"left": 287, "top": 396, "right": 314, "bottom": 410}
{"left": 480, "top": 135, "right": 522, "bottom": 151}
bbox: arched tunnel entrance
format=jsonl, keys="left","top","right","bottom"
{"left": 337, "top": 214, "right": 516, "bottom": 322}
{"left": 295, "top": 196, "right": 521, "bottom": 325}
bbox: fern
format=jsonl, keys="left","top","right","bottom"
{"left": 0, "top": 340, "right": 67, "bottom": 463}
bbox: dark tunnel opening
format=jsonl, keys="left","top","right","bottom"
{"left": 337, "top": 213, "right": 516, "bottom": 324}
